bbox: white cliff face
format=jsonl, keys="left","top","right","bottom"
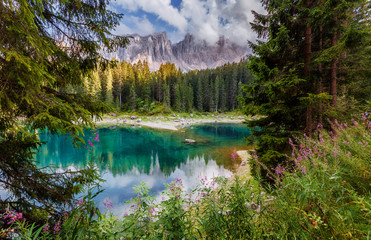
{"left": 108, "top": 32, "right": 248, "bottom": 72}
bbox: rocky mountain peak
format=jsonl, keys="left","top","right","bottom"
{"left": 107, "top": 33, "right": 248, "bottom": 72}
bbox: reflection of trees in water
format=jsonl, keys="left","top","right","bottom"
{"left": 36, "top": 124, "right": 250, "bottom": 176}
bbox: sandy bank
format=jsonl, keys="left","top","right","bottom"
{"left": 234, "top": 150, "right": 253, "bottom": 180}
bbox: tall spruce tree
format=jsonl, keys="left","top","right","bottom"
{"left": 0, "top": 0, "right": 128, "bottom": 224}
{"left": 243, "top": 0, "right": 365, "bottom": 178}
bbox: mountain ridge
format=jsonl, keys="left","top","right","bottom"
{"left": 106, "top": 32, "right": 249, "bottom": 72}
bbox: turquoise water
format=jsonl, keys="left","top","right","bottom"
{"left": 36, "top": 123, "right": 251, "bottom": 215}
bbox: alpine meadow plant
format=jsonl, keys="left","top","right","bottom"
{"left": 261, "top": 118, "right": 370, "bottom": 239}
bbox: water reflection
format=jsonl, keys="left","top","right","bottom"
{"left": 36, "top": 123, "right": 250, "bottom": 214}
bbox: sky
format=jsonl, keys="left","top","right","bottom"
{"left": 110, "top": 0, "right": 265, "bottom": 46}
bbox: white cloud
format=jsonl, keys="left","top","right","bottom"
{"left": 114, "top": 0, "right": 188, "bottom": 32}
{"left": 113, "top": 0, "right": 265, "bottom": 45}
{"left": 114, "top": 15, "right": 155, "bottom": 36}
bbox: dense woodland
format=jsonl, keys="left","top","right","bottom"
{"left": 69, "top": 60, "right": 252, "bottom": 113}
{"left": 243, "top": 0, "right": 370, "bottom": 177}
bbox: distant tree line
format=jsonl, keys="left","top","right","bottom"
{"left": 68, "top": 59, "right": 252, "bottom": 113}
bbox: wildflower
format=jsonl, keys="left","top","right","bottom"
{"left": 302, "top": 167, "right": 306, "bottom": 173}
{"left": 124, "top": 212, "right": 128, "bottom": 216}
{"left": 76, "top": 198, "right": 83, "bottom": 207}
{"left": 94, "top": 133, "right": 100, "bottom": 142}
{"left": 319, "top": 134, "right": 324, "bottom": 143}
{"left": 53, "top": 222, "right": 61, "bottom": 234}
{"left": 3, "top": 210, "right": 25, "bottom": 224}
{"left": 103, "top": 199, "right": 113, "bottom": 208}
{"left": 42, "top": 224, "right": 50, "bottom": 232}
{"left": 334, "top": 119, "right": 339, "bottom": 127}
{"left": 231, "top": 152, "right": 237, "bottom": 159}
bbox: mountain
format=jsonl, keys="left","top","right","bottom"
{"left": 107, "top": 32, "right": 248, "bottom": 72}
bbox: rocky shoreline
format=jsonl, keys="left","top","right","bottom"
{"left": 94, "top": 114, "right": 247, "bottom": 131}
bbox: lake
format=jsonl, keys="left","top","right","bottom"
{"left": 36, "top": 123, "right": 251, "bottom": 215}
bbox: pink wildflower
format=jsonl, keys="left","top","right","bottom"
{"left": 53, "top": 222, "right": 61, "bottom": 233}
{"left": 42, "top": 224, "right": 50, "bottom": 232}
{"left": 94, "top": 133, "right": 100, "bottom": 142}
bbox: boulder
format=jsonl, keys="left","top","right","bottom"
{"left": 185, "top": 139, "right": 196, "bottom": 143}
{"left": 131, "top": 116, "right": 137, "bottom": 120}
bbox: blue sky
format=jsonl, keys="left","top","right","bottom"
{"left": 110, "top": 0, "right": 265, "bottom": 45}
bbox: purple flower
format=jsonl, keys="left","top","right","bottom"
{"left": 76, "top": 198, "right": 83, "bottom": 207}
{"left": 42, "top": 224, "right": 50, "bottom": 232}
{"left": 94, "top": 133, "right": 100, "bottom": 142}
{"left": 3, "top": 210, "right": 25, "bottom": 224}
{"left": 53, "top": 222, "right": 61, "bottom": 233}
{"left": 103, "top": 199, "right": 113, "bottom": 208}
{"left": 231, "top": 152, "right": 237, "bottom": 159}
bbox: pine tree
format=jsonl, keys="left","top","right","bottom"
{"left": 0, "top": 0, "right": 128, "bottom": 224}
{"left": 112, "top": 62, "right": 123, "bottom": 110}
{"left": 129, "top": 82, "right": 137, "bottom": 111}
{"left": 102, "top": 67, "right": 114, "bottom": 105}
{"left": 196, "top": 77, "right": 203, "bottom": 112}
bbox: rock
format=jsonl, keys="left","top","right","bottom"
{"left": 174, "top": 120, "right": 179, "bottom": 122}
{"left": 212, "top": 114, "right": 215, "bottom": 117}
{"left": 136, "top": 119, "right": 142, "bottom": 123}
{"left": 230, "top": 117, "right": 234, "bottom": 120}
{"left": 109, "top": 112, "right": 117, "bottom": 117}
{"left": 185, "top": 139, "right": 196, "bottom": 143}
{"left": 238, "top": 116, "right": 244, "bottom": 119}
{"left": 180, "top": 130, "right": 185, "bottom": 133}
{"left": 190, "top": 114, "right": 193, "bottom": 118}
{"left": 240, "top": 161, "right": 247, "bottom": 166}
{"left": 122, "top": 119, "right": 127, "bottom": 123}
{"left": 173, "top": 113, "right": 176, "bottom": 117}
{"left": 104, "top": 33, "right": 248, "bottom": 72}
{"left": 131, "top": 116, "right": 137, "bottom": 120}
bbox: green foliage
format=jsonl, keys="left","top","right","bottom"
{"left": 0, "top": 0, "right": 128, "bottom": 228}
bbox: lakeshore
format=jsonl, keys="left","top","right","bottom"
{"left": 95, "top": 113, "right": 248, "bottom": 131}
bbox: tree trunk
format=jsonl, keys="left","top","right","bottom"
{"left": 305, "top": 0, "right": 313, "bottom": 135}
{"left": 331, "top": 16, "right": 338, "bottom": 107}
{"left": 318, "top": 26, "right": 323, "bottom": 126}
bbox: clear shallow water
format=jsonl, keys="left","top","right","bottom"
{"left": 36, "top": 123, "right": 251, "bottom": 215}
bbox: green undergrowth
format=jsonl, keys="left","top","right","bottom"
{"left": 2, "top": 119, "right": 370, "bottom": 239}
